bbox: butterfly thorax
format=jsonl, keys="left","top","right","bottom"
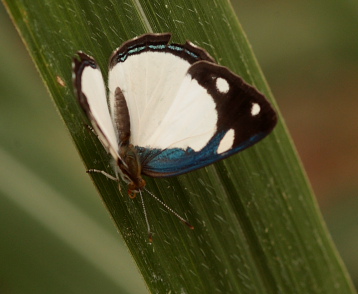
{"left": 119, "top": 143, "right": 146, "bottom": 196}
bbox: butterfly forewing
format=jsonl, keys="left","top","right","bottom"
{"left": 73, "top": 53, "right": 121, "bottom": 161}
{"left": 108, "top": 34, "right": 222, "bottom": 153}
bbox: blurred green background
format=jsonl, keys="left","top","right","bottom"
{"left": 1, "top": 0, "right": 357, "bottom": 293}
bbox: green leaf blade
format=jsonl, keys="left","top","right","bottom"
{"left": 2, "top": 0, "right": 356, "bottom": 293}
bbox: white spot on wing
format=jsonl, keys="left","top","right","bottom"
{"left": 217, "top": 129, "right": 235, "bottom": 154}
{"left": 251, "top": 103, "right": 261, "bottom": 116}
{"left": 216, "top": 77, "right": 229, "bottom": 94}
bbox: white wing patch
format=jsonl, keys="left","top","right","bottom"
{"left": 109, "top": 52, "right": 217, "bottom": 151}
{"left": 81, "top": 66, "right": 119, "bottom": 156}
{"left": 217, "top": 129, "right": 235, "bottom": 154}
{"left": 216, "top": 77, "right": 230, "bottom": 94}
{"left": 251, "top": 103, "right": 261, "bottom": 116}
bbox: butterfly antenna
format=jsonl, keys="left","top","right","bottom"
{"left": 144, "top": 188, "right": 194, "bottom": 229}
{"left": 139, "top": 190, "right": 153, "bottom": 242}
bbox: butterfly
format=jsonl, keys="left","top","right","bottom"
{"left": 73, "top": 33, "right": 277, "bottom": 239}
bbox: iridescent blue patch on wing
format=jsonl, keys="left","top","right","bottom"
{"left": 113, "top": 37, "right": 201, "bottom": 65}
{"left": 148, "top": 44, "right": 166, "bottom": 50}
{"left": 116, "top": 46, "right": 147, "bottom": 62}
{"left": 137, "top": 131, "right": 266, "bottom": 177}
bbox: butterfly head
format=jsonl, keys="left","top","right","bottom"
{"left": 128, "top": 178, "right": 146, "bottom": 198}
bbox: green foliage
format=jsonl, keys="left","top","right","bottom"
{"left": 2, "top": 0, "right": 356, "bottom": 293}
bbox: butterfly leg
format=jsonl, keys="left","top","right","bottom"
{"left": 86, "top": 169, "right": 119, "bottom": 181}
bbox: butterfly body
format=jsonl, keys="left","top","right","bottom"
{"left": 112, "top": 86, "right": 146, "bottom": 194}
{"left": 73, "top": 33, "right": 277, "bottom": 195}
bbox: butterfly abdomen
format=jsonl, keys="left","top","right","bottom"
{"left": 113, "top": 87, "right": 131, "bottom": 145}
